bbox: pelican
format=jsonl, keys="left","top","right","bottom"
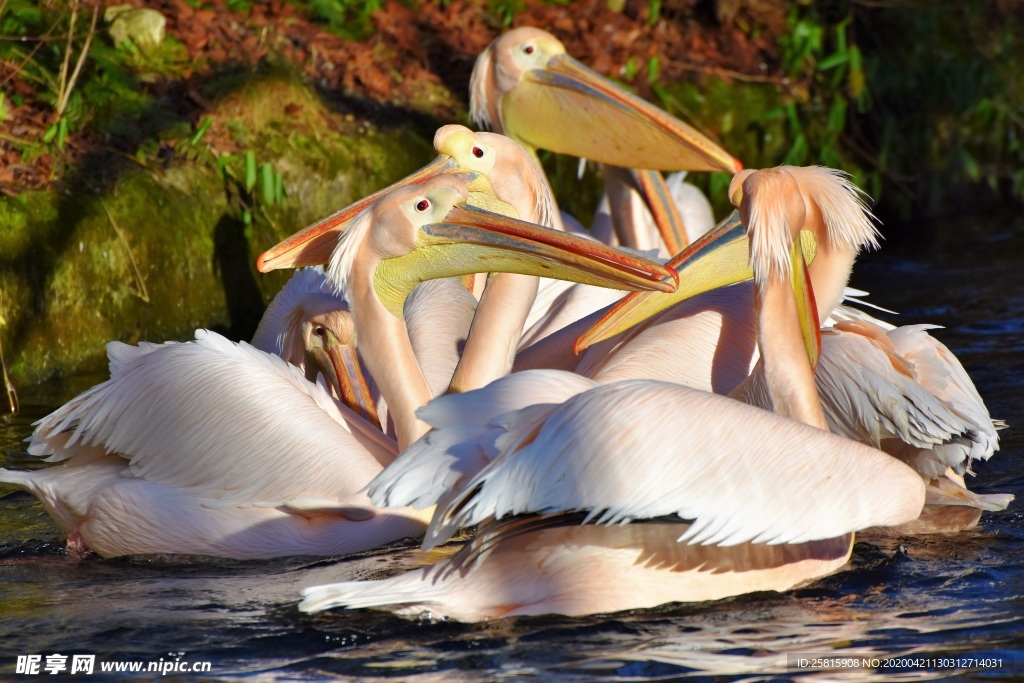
{"left": 469, "top": 27, "right": 740, "bottom": 174}
{"left": 469, "top": 26, "right": 737, "bottom": 251}
{"left": 2, "top": 171, "right": 673, "bottom": 558}
{"left": 297, "top": 168, "right": 925, "bottom": 621}
{"left": 249, "top": 266, "right": 382, "bottom": 429}
{"left": 580, "top": 165, "right": 1011, "bottom": 530}
{"left": 1, "top": 268, "right": 425, "bottom": 558}
{"left": 425, "top": 125, "right": 741, "bottom": 368}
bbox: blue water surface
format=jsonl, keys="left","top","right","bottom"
{"left": 1, "top": 220, "right": 1022, "bottom": 682}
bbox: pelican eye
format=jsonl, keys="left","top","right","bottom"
{"left": 472, "top": 146, "right": 484, "bottom": 159}
{"left": 313, "top": 325, "right": 327, "bottom": 339}
{"left": 523, "top": 44, "right": 534, "bottom": 55}
{"left": 415, "top": 199, "right": 431, "bottom": 212}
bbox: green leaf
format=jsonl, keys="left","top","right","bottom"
{"left": 647, "top": 0, "right": 662, "bottom": 25}
{"left": 244, "top": 150, "right": 257, "bottom": 193}
{"left": 56, "top": 117, "right": 68, "bottom": 149}
{"left": 817, "top": 52, "right": 849, "bottom": 71}
{"left": 274, "top": 170, "right": 284, "bottom": 205}
{"left": 784, "top": 103, "right": 801, "bottom": 134}
{"left": 216, "top": 154, "right": 234, "bottom": 181}
{"left": 783, "top": 133, "right": 809, "bottom": 166}
{"left": 43, "top": 123, "right": 58, "bottom": 144}
{"left": 825, "top": 98, "right": 847, "bottom": 137}
{"left": 962, "top": 150, "right": 980, "bottom": 181}
{"left": 191, "top": 117, "right": 212, "bottom": 145}
{"left": 848, "top": 46, "right": 865, "bottom": 100}
{"left": 646, "top": 57, "right": 660, "bottom": 84}
{"left": 260, "top": 162, "right": 274, "bottom": 206}
{"left": 834, "top": 17, "right": 849, "bottom": 54}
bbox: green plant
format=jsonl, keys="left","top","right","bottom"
{"left": 646, "top": 0, "right": 662, "bottom": 26}
{"left": 732, "top": 5, "right": 867, "bottom": 203}
{"left": 305, "top": 0, "right": 383, "bottom": 40}
{"left": 1, "top": 0, "right": 98, "bottom": 147}
{"left": 489, "top": 0, "right": 524, "bottom": 28}
{"left": 767, "top": 2, "right": 1023, "bottom": 218}
{"left": 216, "top": 149, "right": 286, "bottom": 227}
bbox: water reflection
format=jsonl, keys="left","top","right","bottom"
{"left": 1, "top": 229, "right": 1023, "bottom": 681}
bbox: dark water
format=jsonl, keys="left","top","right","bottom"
{"left": 2, "top": 224, "right": 1023, "bottom": 681}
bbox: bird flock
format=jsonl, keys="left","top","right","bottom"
{"left": 1, "top": 27, "right": 1012, "bottom": 621}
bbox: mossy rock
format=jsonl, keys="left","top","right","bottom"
{"left": 0, "top": 75, "right": 435, "bottom": 387}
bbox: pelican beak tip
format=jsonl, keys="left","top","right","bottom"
{"left": 255, "top": 251, "right": 273, "bottom": 273}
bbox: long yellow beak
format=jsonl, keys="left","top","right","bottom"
{"left": 373, "top": 204, "right": 680, "bottom": 317}
{"left": 501, "top": 54, "right": 742, "bottom": 173}
{"left": 309, "top": 329, "right": 382, "bottom": 432}
{"left": 575, "top": 210, "right": 752, "bottom": 352}
{"left": 256, "top": 156, "right": 458, "bottom": 273}
{"left": 788, "top": 237, "right": 822, "bottom": 370}
{"left": 631, "top": 168, "right": 689, "bottom": 255}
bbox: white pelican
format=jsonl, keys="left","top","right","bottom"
{"left": 249, "top": 266, "right": 381, "bottom": 430}
{"left": 422, "top": 125, "right": 739, "bottom": 368}
{"left": 297, "top": 168, "right": 925, "bottom": 621}
{"left": 1, "top": 268, "right": 426, "bottom": 558}
{"left": 580, "top": 165, "right": 1011, "bottom": 531}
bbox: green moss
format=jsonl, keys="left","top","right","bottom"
{"left": 1, "top": 74, "right": 437, "bottom": 386}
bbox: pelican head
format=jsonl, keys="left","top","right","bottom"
{"left": 303, "top": 310, "right": 381, "bottom": 431}
{"left": 328, "top": 174, "right": 677, "bottom": 318}
{"left": 250, "top": 267, "right": 380, "bottom": 428}
{"left": 729, "top": 167, "right": 821, "bottom": 367}
{"left": 470, "top": 27, "right": 742, "bottom": 173}
{"left": 433, "top": 124, "right": 556, "bottom": 227}
{"left": 255, "top": 153, "right": 462, "bottom": 273}
{"left": 256, "top": 128, "right": 539, "bottom": 274}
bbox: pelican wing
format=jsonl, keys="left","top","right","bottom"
{"left": 368, "top": 370, "right": 597, "bottom": 513}
{"left": 886, "top": 324, "right": 1001, "bottom": 459}
{"left": 29, "top": 331, "right": 394, "bottom": 509}
{"left": 815, "top": 325, "right": 991, "bottom": 477}
{"left": 428, "top": 380, "right": 925, "bottom": 549}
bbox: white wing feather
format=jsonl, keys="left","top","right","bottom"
{"left": 367, "top": 370, "right": 597, "bottom": 514}
{"left": 814, "top": 327, "right": 994, "bottom": 476}
{"left": 28, "top": 330, "right": 393, "bottom": 509}
{"left": 886, "top": 324, "right": 1000, "bottom": 460}
{"left": 426, "top": 380, "right": 925, "bottom": 549}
